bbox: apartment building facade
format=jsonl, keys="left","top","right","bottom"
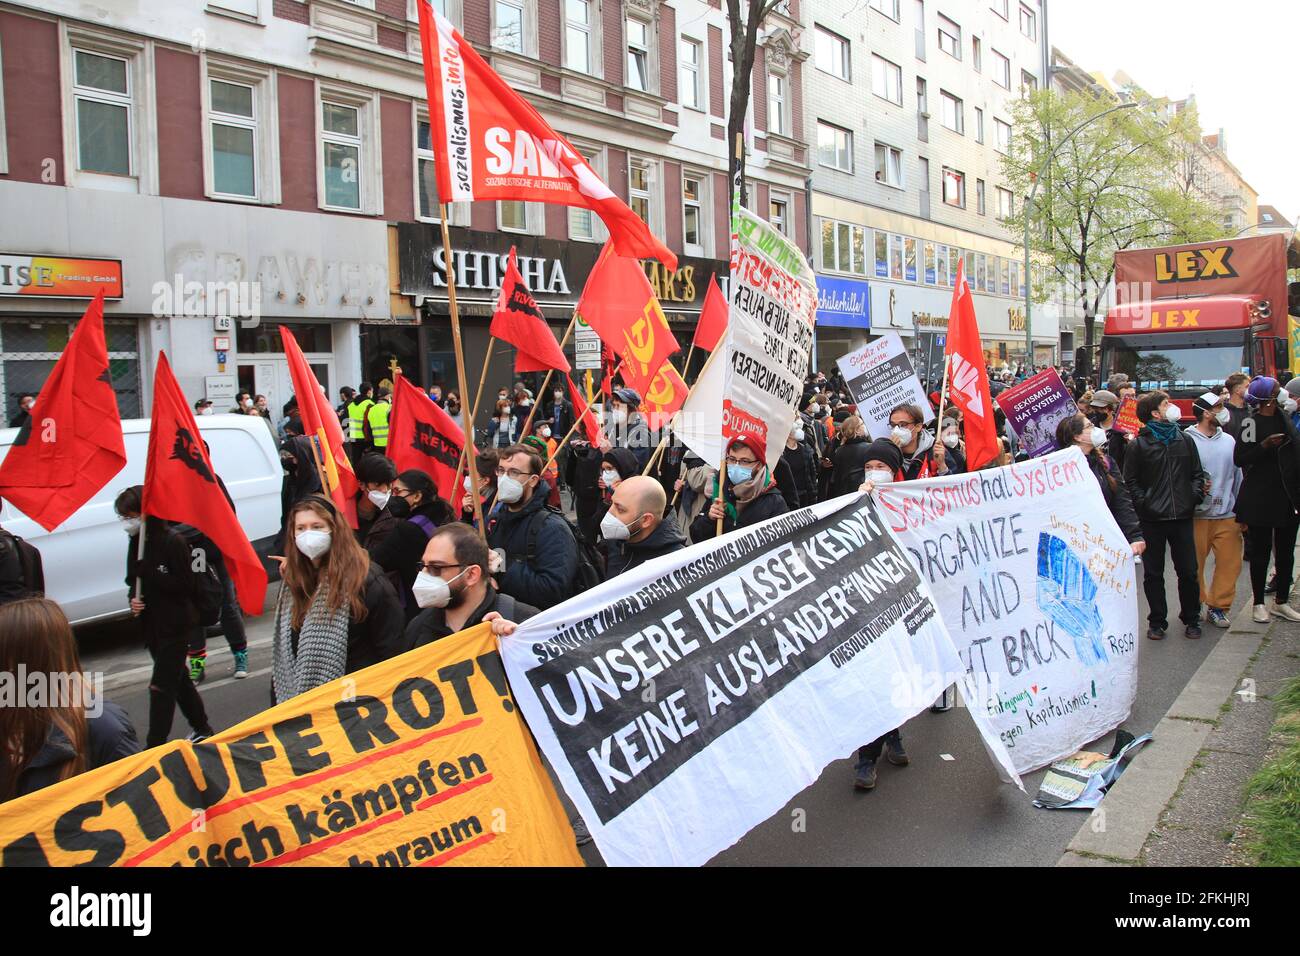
{"left": 0, "top": 0, "right": 811, "bottom": 428}
{"left": 805, "top": 0, "right": 1054, "bottom": 382}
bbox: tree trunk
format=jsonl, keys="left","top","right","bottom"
{"left": 725, "top": 0, "right": 768, "bottom": 212}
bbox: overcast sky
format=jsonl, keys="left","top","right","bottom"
{"left": 1048, "top": 0, "right": 1299, "bottom": 226}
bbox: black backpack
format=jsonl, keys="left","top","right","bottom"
{"left": 0, "top": 527, "right": 44, "bottom": 597}
{"left": 174, "top": 525, "right": 225, "bottom": 627}
{"left": 524, "top": 506, "right": 604, "bottom": 591}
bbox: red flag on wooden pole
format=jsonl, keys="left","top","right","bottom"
{"left": 386, "top": 374, "right": 466, "bottom": 503}
{"left": 944, "top": 260, "right": 999, "bottom": 470}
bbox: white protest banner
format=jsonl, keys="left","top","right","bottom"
{"left": 679, "top": 208, "right": 816, "bottom": 473}
{"left": 499, "top": 494, "right": 1020, "bottom": 867}
{"left": 875, "top": 447, "right": 1140, "bottom": 772}
{"left": 836, "top": 331, "right": 934, "bottom": 440}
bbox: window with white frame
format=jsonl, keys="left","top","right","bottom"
{"left": 874, "top": 143, "right": 902, "bottom": 188}
{"left": 972, "top": 35, "right": 981, "bottom": 72}
{"left": 871, "top": 54, "right": 902, "bottom": 105}
{"left": 1019, "top": 3, "right": 1036, "bottom": 39}
{"left": 767, "top": 72, "right": 787, "bottom": 136}
{"left": 204, "top": 59, "right": 278, "bottom": 204}
{"left": 416, "top": 115, "right": 463, "bottom": 223}
{"left": 628, "top": 156, "right": 656, "bottom": 231}
{"left": 564, "top": 0, "right": 593, "bottom": 73}
{"left": 995, "top": 117, "right": 1012, "bottom": 152}
{"left": 680, "top": 37, "right": 703, "bottom": 109}
{"left": 974, "top": 107, "right": 984, "bottom": 143}
{"left": 208, "top": 0, "right": 261, "bottom": 17}
{"left": 626, "top": 18, "right": 651, "bottom": 92}
{"left": 942, "top": 166, "right": 964, "bottom": 207}
{"left": 815, "top": 26, "right": 850, "bottom": 80}
{"left": 992, "top": 49, "right": 1010, "bottom": 88}
{"left": 682, "top": 172, "right": 707, "bottom": 255}
{"left": 499, "top": 200, "right": 529, "bottom": 232}
{"left": 1021, "top": 69, "right": 1038, "bottom": 91}
{"left": 997, "top": 186, "right": 1013, "bottom": 218}
{"left": 770, "top": 194, "right": 789, "bottom": 236}
{"left": 73, "top": 49, "right": 133, "bottom": 177}
{"left": 817, "top": 121, "right": 853, "bottom": 172}
{"left": 869, "top": 0, "right": 900, "bottom": 21}
{"left": 569, "top": 145, "right": 604, "bottom": 240}
{"left": 318, "top": 85, "right": 381, "bottom": 214}
{"left": 937, "top": 15, "right": 961, "bottom": 59}
{"left": 939, "top": 90, "right": 963, "bottom": 133}
{"left": 493, "top": 0, "right": 526, "bottom": 53}
{"left": 821, "top": 219, "right": 867, "bottom": 275}
{"left": 991, "top": 0, "right": 1009, "bottom": 18}
{"left": 976, "top": 178, "right": 985, "bottom": 214}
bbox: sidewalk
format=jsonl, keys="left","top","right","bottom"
{"left": 1058, "top": 601, "right": 1300, "bottom": 867}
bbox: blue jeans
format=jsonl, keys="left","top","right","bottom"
{"left": 187, "top": 568, "right": 247, "bottom": 655}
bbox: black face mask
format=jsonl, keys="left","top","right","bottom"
{"left": 389, "top": 496, "right": 412, "bottom": 519}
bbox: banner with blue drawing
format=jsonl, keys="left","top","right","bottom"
{"left": 875, "top": 447, "right": 1140, "bottom": 773}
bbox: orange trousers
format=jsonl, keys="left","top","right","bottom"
{"left": 1193, "top": 517, "right": 1243, "bottom": 610}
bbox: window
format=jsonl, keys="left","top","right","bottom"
{"left": 629, "top": 156, "right": 655, "bottom": 230}
{"left": 416, "top": 118, "right": 441, "bottom": 220}
{"left": 916, "top": 76, "right": 927, "bottom": 112}
{"left": 820, "top": 220, "right": 868, "bottom": 275}
{"left": 817, "top": 121, "right": 853, "bottom": 171}
{"left": 1001, "top": 258, "right": 1011, "bottom": 295}
{"left": 937, "top": 15, "right": 961, "bottom": 59}
{"left": 995, "top": 117, "right": 1012, "bottom": 152}
{"left": 991, "top": 0, "right": 1009, "bottom": 18}
{"left": 889, "top": 234, "right": 904, "bottom": 279}
{"left": 936, "top": 243, "right": 949, "bottom": 285}
{"left": 564, "top": 0, "right": 592, "bottom": 73}
{"left": 768, "top": 73, "right": 787, "bottom": 136}
{"left": 1019, "top": 3, "right": 1036, "bottom": 39}
{"left": 0, "top": 38, "right": 6, "bottom": 174}
{"left": 870, "top": 0, "right": 901, "bottom": 20}
{"left": 499, "top": 200, "right": 529, "bottom": 232}
{"left": 680, "top": 37, "right": 703, "bottom": 110}
{"left": 923, "top": 241, "right": 936, "bottom": 284}
{"left": 209, "top": 79, "right": 256, "bottom": 198}
{"left": 73, "top": 49, "right": 132, "bottom": 176}
{"left": 493, "top": 0, "right": 525, "bottom": 52}
{"left": 972, "top": 35, "right": 981, "bottom": 72}
{"left": 626, "top": 18, "right": 650, "bottom": 92}
{"left": 904, "top": 237, "right": 918, "bottom": 281}
{"left": 939, "top": 90, "right": 963, "bottom": 133}
{"left": 871, "top": 55, "right": 903, "bottom": 105}
{"left": 975, "top": 253, "right": 988, "bottom": 291}
{"left": 992, "top": 49, "right": 1010, "bottom": 88}
{"left": 770, "top": 195, "right": 789, "bottom": 236}
{"left": 976, "top": 178, "right": 985, "bottom": 215}
{"left": 568, "top": 145, "right": 603, "bottom": 240}
{"left": 874, "top": 143, "right": 903, "bottom": 187}
{"left": 874, "top": 230, "right": 888, "bottom": 277}
{"left": 975, "top": 107, "right": 984, "bottom": 143}
{"left": 683, "top": 173, "right": 706, "bottom": 254}
{"left": 998, "top": 186, "right": 1014, "bottom": 219}
{"left": 815, "top": 26, "right": 850, "bottom": 80}
{"left": 942, "top": 166, "right": 964, "bottom": 207}
{"left": 321, "top": 100, "right": 361, "bottom": 209}
{"left": 1021, "top": 70, "right": 1038, "bottom": 92}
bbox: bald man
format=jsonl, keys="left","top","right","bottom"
{"left": 602, "top": 475, "right": 688, "bottom": 578}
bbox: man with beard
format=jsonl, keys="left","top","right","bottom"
{"left": 404, "top": 522, "right": 539, "bottom": 647}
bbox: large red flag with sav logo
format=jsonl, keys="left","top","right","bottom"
{"left": 386, "top": 374, "right": 465, "bottom": 503}
{"left": 0, "top": 290, "right": 126, "bottom": 530}
{"left": 490, "top": 248, "right": 571, "bottom": 374}
{"left": 141, "top": 352, "right": 267, "bottom": 615}
{"left": 944, "top": 260, "right": 999, "bottom": 470}
{"left": 416, "top": 2, "right": 675, "bottom": 269}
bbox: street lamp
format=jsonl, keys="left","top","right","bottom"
{"left": 1023, "top": 100, "right": 1139, "bottom": 371}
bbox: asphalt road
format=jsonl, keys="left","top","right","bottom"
{"left": 74, "top": 552, "right": 1255, "bottom": 866}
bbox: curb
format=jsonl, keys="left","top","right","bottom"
{"left": 1055, "top": 603, "right": 1271, "bottom": 866}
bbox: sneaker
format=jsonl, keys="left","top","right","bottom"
{"left": 1264, "top": 574, "right": 1278, "bottom": 595}
{"left": 188, "top": 656, "right": 206, "bottom": 684}
{"left": 233, "top": 649, "right": 249, "bottom": 679}
{"left": 1207, "top": 608, "right": 1231, "bottom": 629}
{"left": 853, "top": 760, "right": 878, "bottom": 790}
{"left": 929, "top": 685, "right": 955, "bottom": 713}
{"left": 1184, "top": 623, "right": 1202, "bottom": 640}
{"left": 1145, "top": 626, "right": 1166, "bottom": 641}
{"left": 185, "top": 731, "right": 210, "bottom": 744}
{"left": 1253, "top": 604, "right": 1270, "bottom": 623}
{"left": 571, "top": 816, "right": 593, "bottom": 847}
{"left": 1272, "top": 603, "right": 1300, "bottom": 622}
{"left": 885, "top": 738, "right": 910, "bottom": 766}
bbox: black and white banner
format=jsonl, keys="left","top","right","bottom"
{"left": 500, "top": 494, "right": 1020, "bottom": 866}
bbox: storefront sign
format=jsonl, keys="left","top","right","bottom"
{"left": 815, "top": 275, "right": 870, "bottom": 329}
{"left": 0, "top": 254, "right": 123, "bottom": 300}
{"left": 204, "top": 375, "right": 238, "bottom": 403}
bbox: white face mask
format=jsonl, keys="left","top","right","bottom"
{"left": 600, "top": 468, "right": 620, "bottom": 486}
{"left": 295, "top": 529, "right": 331, "bottom": 561}
{"left": 540, "top": 426, "right": 552, "bottom": 438}
{"left": 809, "top": 403, "right": 821, "bottom": 415}
{"left": 1215, "top": 408, "right": 1230, "bottom": 425}
{"left": 367, "top": 490, "right": 391, "bottom": 510}
{"left": 1089, "top": 426, "right": 1108, "bottom": 448}
{"left": 600, "top": 510, "right": 638, "bottom": 542}
{"left": 865, "top": 469, "right": 894, "bottom": 485}
{"left": 942, "top": 432, "right": 960, "bottom": 448}
{"left": 612, "top": 407, "right": 628, "bottom": 425}
{"left": 793, "top": 427, "right": 805, "bottom": 442}
{"left": 890, "top": 425, "right": 913, "bottom": 445}
{"left": 1163, "top": 404, "right": 1182, "bottom": 423}
{"left": 120, "top": 516, "right": 141, "bottom": 536}
{"left": 463, "top": 475, "right": 475, "bottom": 493}
{"left": 496, "top": 474, "right": 525, "bottom": 505}
{"left": 200, "top": 407, "right": 214, "bottom": 416}
{"left": 1284, "top": 395, "right": 1298, "bottom": 413}
{"left": 411, "top": 568, "right": 468, "bottom": 609}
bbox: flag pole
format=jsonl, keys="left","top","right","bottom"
{"left": 440, "top": 203, "right": 488, "bottom": 542}
{"left": 717, "top": 132, "right": 744, "bottom": 538}
{"left": 542, "top": 362, "right": 620, "bottom": 476}
{"left": 133, "top": 521, "right": 147, "bottom": 602}
{"left": 451, "top": 337, "right": 496, "bottom": 509}
{"left": 519, "top": 310, "right": 580, "bottom": 438}
{"left": 679, "top": 341, "right": 697, "bottom": 380}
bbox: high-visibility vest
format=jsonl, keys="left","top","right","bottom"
{"left": 367, "top": 399, "right": 390, "bottom": 448}
{"left": 347, "top": 399, "right": 374, "bottom": 440}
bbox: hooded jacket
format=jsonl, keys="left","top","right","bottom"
{"left": 487, "top": 480, "right": 579, "bottom": 610}
{"left": 10, "top": 702, "right": 141, "bottom": 801}
{"left": 690, "top": 478, "right": 789, "bottom": 541}
{"left": 606, "top": 513, "right": 688, "bottom": 579}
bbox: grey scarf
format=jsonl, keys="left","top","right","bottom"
{"left": 272, "top": 583, "right": 351, "bottom": 704}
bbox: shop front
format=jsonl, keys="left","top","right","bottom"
{"left": 813, "top": 274, "right": 872, "bottom": 377}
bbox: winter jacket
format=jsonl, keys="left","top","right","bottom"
{"left": 607, "top": 412, "right": 653, "bottom": 470}
{"left": 284, "top": 564, "right": 406, "bottom": 676}
{"left": 487, "top": 483, "right": 580, "bottom": 610}
{"left": 690, "top": 482, "right": 789, "bottom": 541}
{"left": 675, "top": 459, "right": 715, "bottom": 543}
{"left": 370, "top": 502, "right": 448, "bottom": 621}
{"left": 487, "top": 417, "right": 518, "bottom": 449}
{"left": 566, "top": 442, "right": 607, "bottom": 545}
{"left": 1086, "top": 451, "right": 1143, "bottom": 543}
{"left": 0, "top": 528, "right": 29, "bottom": 606}
{"left": 1233, "top": 410, "right": 1300, "bottom": 527}
{"left": 605, "top": 514, "right": 688, "bottom": 579}
{"left": 1122, "top": 426, "right": 1207, "bottom": 522}
{"left": 782, "top": 440, "right": 818, "bottom": 508}
{"left": 900, "top": 428, "right": 953, "bottom": 481}
{"left": 832, "top": 436, "right": 872, "bottom": 497}
{"left": 124, "top": 519, "right": 200, "bottom": 642}
{"left": 10, "top": 702, "right": 141, "bottom": 801}
{"left": 404, "top": 588, "right": 539, "bottom": 649}
{"left": 773, "top": 456, "right": 800, "bottom": 511}
{"left": 546, "top": 400, "right": 574, "bottom": 438}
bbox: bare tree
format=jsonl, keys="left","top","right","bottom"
{"left": 724, "top": 0, "right": 785, "bottom": 209}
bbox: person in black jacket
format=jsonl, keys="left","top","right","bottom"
{"left": 831, "top": 415, "right": 872, "bottom": 497}
{"left": 1056, "top": 414, "right": 1145, "bottom": 551}
{"left": 565, "top": 439, "right": 607, "bottom": 546}
{"left": 0, "top": 516, "right": 31, "bottom": 606}
{"left": 406, "top": 522, "right": 539, "bottom": 647}
{"left": 602, "top": 476, "right": 687, "bottom": 578}
{"left": 691, "top": 437, "right": 789, "bottom": 540}
{"left": 372, "top": 469, "right": 457, "bottom": 622}
{"left": 782, "top": 419, "right": 818, "bottom": 508}
{"left": 115, "top": 486, "right": 216, "bottom": 747}
{"left": 0, "top": 598, "right": 140, "bottom": 802}
{"left": 487, "top": 444, "right": 580, "bottom": 610}
{"left": 1122, "top": 390, "right": 1208, "bottom": 640}
{"left": 272, "top": 495, "right": 406, "bottom": 704}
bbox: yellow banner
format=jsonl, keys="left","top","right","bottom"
{"left": 0, "top": 624, "right": 583, "bottom": 867}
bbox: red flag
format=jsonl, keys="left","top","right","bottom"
{"left": 281, "top": 326, "right": 359, "bottom": 528}
{"left": 578, "top": 243, "right": 679, "bottom": 398}
{"left": 568, "top": 377, "right": 604, "bottom": 446}
{"left": 387, "top": 374, "right": 465, "bottom": 503}
{"left": 944, "top": 260, "right": 999, "bottom": 470}
{"left": 643, "top": 362, "right": 690, "bottom": 431}
{"left": 491, "top": 248, "right": 571, "bottom": 374}
{"left": 416, "top": 2, "right": 676, "bottom": 268}
{"left": 692, "top": 274, "right": 728, "bottom": 352}
{"left": 0, "top": 291, "right": 126, "bottom": 531}
{"left": 141, "top": 352, "right": 267, "bottom": 615}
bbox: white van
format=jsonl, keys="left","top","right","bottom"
{"left": 0, "top": 414, "right": 283, "bottom": 626}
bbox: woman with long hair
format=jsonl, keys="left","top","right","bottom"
{"left": 487, "top": 398, "right": 517, "bottom": 449}
{"left": 272, "top": 495, "right": 407, "bottom": 704}
{"left": 830, "top": 415, "right": 870, "bottom": 496}
{"left": 0, "top": 598, "right": 139, "bottom": 802}
{"left": 1055, "top": 413, "right": 1145, "bottom": 553}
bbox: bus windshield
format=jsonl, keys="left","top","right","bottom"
{"left": 1103, "top": 332, "right": 1248, "bottom": 395}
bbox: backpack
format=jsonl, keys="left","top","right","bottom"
{"left": 0, "top": 527, "right": 44, "bottom": 597}
{"left": 524, "top": 506, "right": 604, "bottom": 591}
{"left": 174, "top": 525, "right": 225, "bottom": 627}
